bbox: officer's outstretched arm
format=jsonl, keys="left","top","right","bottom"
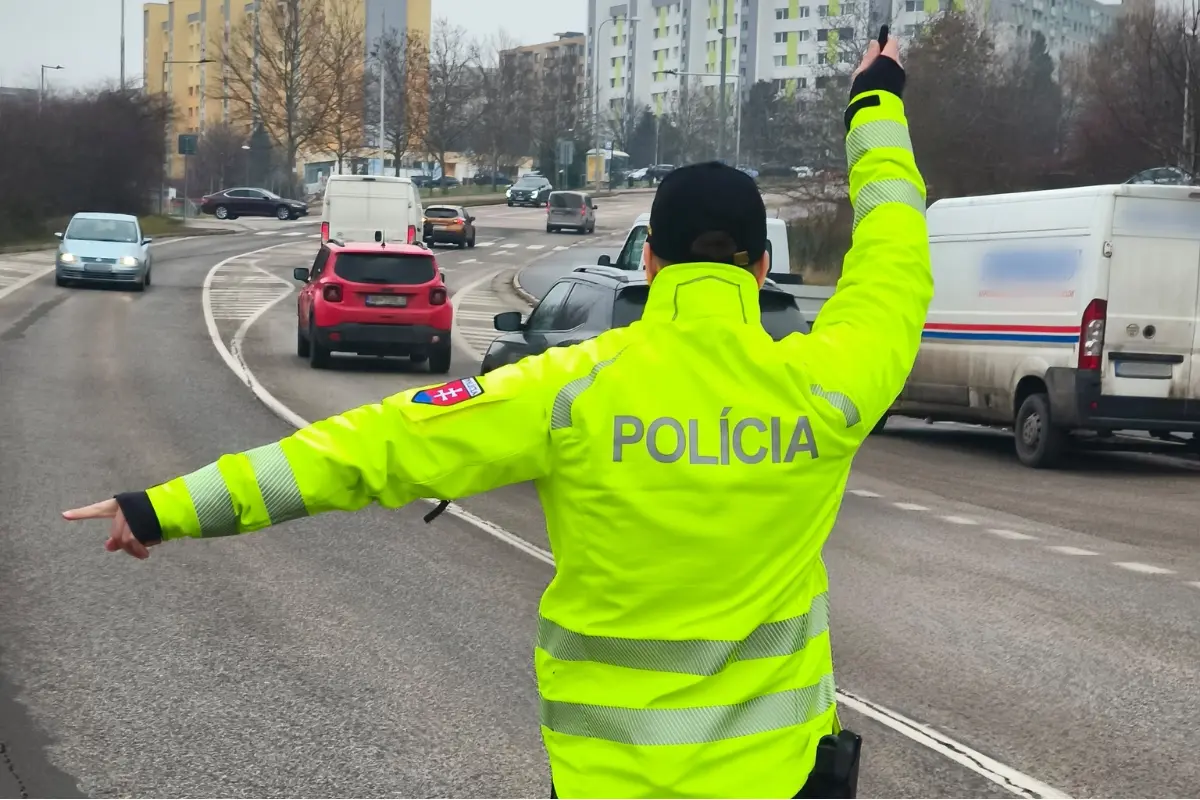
{"left": 112, "top": 355, "right": 579, "bottom": 544}
{"left": 788, "top": 55, "right": 933, "bottom": 435}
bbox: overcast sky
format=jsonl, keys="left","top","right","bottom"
{"left": 0, "top": 0, "right": 588, "bottom": 90}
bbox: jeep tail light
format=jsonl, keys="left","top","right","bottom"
{"left": 429, "top": 287, "right": 447, "bottom": 305}
{"left": 320, "top": 221, "right": 329, "bottom": 241}
{"left": 407, "top": 224, "right": 416, "bottom": 243}
{"left": 454, "top": 217, "right": 465, "bottom": 225}
{"left": 1078, "top": 298, "right": 1107, "bottom": 371}
{"left": 322, "top": 283, "right": 343, "bottom": 303}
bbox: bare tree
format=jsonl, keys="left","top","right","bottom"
{"left": 191, "top": 122, "right": 251, "bottom": 191}
{"left": 316, "top": 0, "right": 366, "bottom": 174}
{"left": 423, "top": 19, "right": 482, "bottom": 188}
{"left": 368, "top": 27, "right": 430, "bottom": 176}
{"left": 216, "top": 0, "right": 331, "bottom": 191}
{"left": 661, "top": 78, "right": 717, "bottom": 164}
{"left": 471, "top": 32, "right": 531, "bottom": 185}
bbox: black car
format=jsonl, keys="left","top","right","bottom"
{"left": 480, "top": 266, "right": 809, "bottom": 373}
{"left": 199, "top": 187, "right": 308, "bottom": 221}
{"left": 507, "top": 175, "right": 553, "bottom": 207}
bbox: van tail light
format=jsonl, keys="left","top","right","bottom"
{"left": 581, "top": 206, "right": 587, "bottom": 216}
{"left": 429, "top": 287, "right": 447, "bottom": 305}
{"left": 320, "top": 221, "right": 329, "bottom": 241}
{"left": 1078, "top": 298, "right": 1107, "bottom": 371}
{"left": 407, "top": 224, "right": 416, "bottom": 243}
{"left": 322, "top": 283, "right": 343, "bottom": 303}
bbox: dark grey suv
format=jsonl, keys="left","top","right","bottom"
{"left": 480, "top": 266, "right": 809, "bottom": 373}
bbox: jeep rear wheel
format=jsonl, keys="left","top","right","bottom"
{"left": 428, "top": 342, "right": 452, "bottom": 374}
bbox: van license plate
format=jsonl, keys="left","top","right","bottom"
{"left": 366, "top": 295, "right": 407, "bottom": 307}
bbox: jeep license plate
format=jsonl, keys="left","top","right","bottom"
{"left": 366, "top": 295, "right": 407, "bottom": 307}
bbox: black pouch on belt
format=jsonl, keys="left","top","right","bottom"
{"left": 796, "top": 729, "right": 863, "bottom": 798}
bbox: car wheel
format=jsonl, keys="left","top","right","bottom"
{"left": 296, "top": 326, "right": 311, "bottom": 358}
{"left": 308, "top": 318, "right": 332, "bottom": 369}
{"left": 546, "top": 225, "right": 555, "bottom": 233}
{"left": 144, "top": 268, "right": 151, "bottom": 287}
{"left": 276, "top": 206, "right": 291, "bottom": 221}
{"left": 1014, "top": 392, "right": 1067, "bottom": 468}
{"left": 458, "top": 238, "right": 467, "bottom": 249}
{"left": 214, "top": 205, "right": 230, "bottom": 220}
{"left": 467, "top": 233, "right": 476, "bottom": 248}
{"left": 428, "top": 342, "right": 452, "bottom": 374}
{"left": 132, "top": 277, "right": 146, "bottom": 292}
{"left": 55, "top": 275, "right": 66, "bottom": 287}
{"left": 507, "top": 200, "right": 513, "bottom": 207}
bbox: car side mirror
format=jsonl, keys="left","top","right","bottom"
{"left": 493, "top": 310, "right": 524, "bottom": 332}
{"left": 592, "top": 203, "right": 599, "bottom": 208}
{"left": 142, "top": 237, "right": 153, "bottom": 244}
{"left": 293, "top": 267, "right": 310, "bottom": 282}
{"left": 53, "top": 232, "right": 63, "bottom": 239}
{"left": 597, "top": 254, "right": 612, "bottom": 266}
{"left": 467, "top": 215, "right": 475, "bottom": 223}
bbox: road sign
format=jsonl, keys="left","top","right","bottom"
{"left": 556, "top": 138, "right": 575, "bottom": 168}
{"left": 177, "top": 134, "right": 198, "bottom": 155}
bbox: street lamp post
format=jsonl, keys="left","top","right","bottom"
{"left": 119, "top": 0, "right": 126, "bottom": 89}
{"left": 242, "top": 143, "right": 252, "bottom": 185}
{"left": 665, "top": 69, "right": 742, "bottom": 166}
{"left": 717, "top": 0, "right": 730, "bottom": 163}
{"left": 39, "top": 64, "right": 64, "bottom": 111}
{"left": 591, "top": 14, "right": 640, "bottom": 187}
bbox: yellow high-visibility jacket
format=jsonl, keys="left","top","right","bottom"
{"left": 126, "top": 86, "right": 930, "bottom": 799}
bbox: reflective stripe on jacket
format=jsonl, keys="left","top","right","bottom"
{"left": 140, "top": 86, "right": 931, "bottom": 799}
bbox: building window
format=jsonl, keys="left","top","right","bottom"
{"left": 776, "top": 7, "right": 790, "bottom": 18}
{"left": 817, "top": 28, "right": 828, "bottom": 40}
{"left": 798, "top": 77, "right": 808, "bottom": 88}
{"left": 818, "top": 51, "right": 827, "bottom": 63}
{"left": 774, "top": 31, "right": 788, "bottom": 42}
{"left": 905, "top": 0, "right": 917, "bottom": 10}
{"left": 799, "top": 5, "right": 811, "bottom": 16}
{"left": 798, "top": 53, "right": 809, "bottom": 64}
{"left": 774, "top": 54, "right": 787, "bottom": 65}
{"left": 818, "top": 4, "right": 828, "bottom": 15}
{"left": 798, "top": 29, "right": 810, "bottom": 40}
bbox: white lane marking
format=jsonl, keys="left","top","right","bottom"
{"left": 1112, "top": 562, "right": 1175, "bottom": 575}
{"left": 848, "top": 489, "right": 881, "bottom": 498}
{"left": 942, "top": 515, "right": 978, "bottom": 526}
{"left": 989, "top": 529, "right": 1038, "bottom": 541}
{"left": 308, "top": 234, "right": 321, "bottom": 239}
{"left": 1047, "top": 546, "right": 1099, "bottom": 557}
{"left": 526, "top": 244, "right": 545, "bottom": 250}
{"left": 553, "top": 245, "right": 569, "bottom": 251}
{"left": 255, "top": 230, "right": 275, "bottom": 236}
{"left": 460, "top": 258, "right": 480, "bottom": 264}
{"left": 1187, "top": 582, "right": 1200, "bottom": 590}
{"left": 281, "top": 231, "right": 306, "bottom": 237}
{"left": 500, "top": 242, "right": 519, "bottom": 248}
{"left": 200, "top": 241, "right": 1073, "bottom": 800}
{"left": 893, "top": 502, "right": 929, "bottom": 511}
{"left": 837, "top": 692, "right": 1070, "bottom": 799}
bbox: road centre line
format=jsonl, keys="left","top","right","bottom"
{"left": 199, "top": 241, "right": 1071, "bottom": 800}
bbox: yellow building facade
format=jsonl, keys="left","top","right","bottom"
{"left": 143, "top": 0, "right": 431, "bottom": 181}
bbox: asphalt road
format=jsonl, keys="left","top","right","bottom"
{"left": 1, "top": 200, "right": 1199, "bottom": 798}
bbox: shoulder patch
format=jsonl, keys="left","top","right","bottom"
{"left": 412, "top": 377, "right": 485, "bottom": 407}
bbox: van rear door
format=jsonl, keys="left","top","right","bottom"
{"left": 326, "top": 179, "right": 373, "bottom": 241}
{"left": 1104, "top": 193, "right": 1200, "bottom": 408}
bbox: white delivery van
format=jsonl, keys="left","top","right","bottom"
{"left": 888, "top": 183, "right": 1200, "bottom": 467}
{"left": 321, "top": 174, "right": 423, "bottom": 245}
{"left": 604, "top": 212, "right": 792, "bottom": 278}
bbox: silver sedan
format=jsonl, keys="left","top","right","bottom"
{"left": 55, "top": 212, "right": 153, "bottom": 290}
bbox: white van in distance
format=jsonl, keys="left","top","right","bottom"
{"left": 321, "top": 174, "right": 423, "bottom": 245}
{"left": 888, "top": 184, "right": 1200, "bottom": 467}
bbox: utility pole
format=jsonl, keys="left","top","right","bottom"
{"left": 119, "top": 0, "right": 126, "bottom": 89}
{"left": 717, "top": 0, "right": 730, "bottom": 163}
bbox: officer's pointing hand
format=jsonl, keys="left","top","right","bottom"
{"left": 62, "top": 499, "right": 153, "bottom": 560}
{"left": 853, "top": 33, "right": 902, "bottom": 79}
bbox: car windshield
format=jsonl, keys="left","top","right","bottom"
{"left": 514, "top": 178, "right": 545, "bottom": 187}
{"left": 425, "top": 207, "right": 459, "bottom": 219}
{"left": 550, "top": 193, "right": 582, "bottom": 208}
{"left": 333, "top": 253, "right": 436, "bottom": 285}
{"left": 613, "top": 286, "right": 808, "bottom": 339}
{"left": 65, "top": 218, "right": 139, "bottom": 243}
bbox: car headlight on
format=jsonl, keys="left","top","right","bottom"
{"left": 59, "top": 252, "right": 77, "bottom": 264}
{"left": 505, "top": 188, "right": 512, "bottom": 197}
{"left": 118, "top": 256, "right": 140, "bottom": 267}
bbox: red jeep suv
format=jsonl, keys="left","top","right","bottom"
{"left": 293, "top": 240, "right": 453, "bottom": 372}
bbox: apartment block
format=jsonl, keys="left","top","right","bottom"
{"left": 143, "top": 0, "right": 430, "bottom": 180}
{"left": 503, "top": 32, "right": 587, "bottom": 108}
{"left": 586, "top": 0, "right": 1118, "bottom": 121}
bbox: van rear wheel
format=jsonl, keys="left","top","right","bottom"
{"left": 1014, "top": 393, "right": 1067, "bottom": 468}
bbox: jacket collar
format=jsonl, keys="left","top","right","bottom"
{"left": 642, "top": 262, "right": 761, "bottom": 325}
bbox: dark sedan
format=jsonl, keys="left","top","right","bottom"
{"left": 480, "top": 266, "right": 808, "bottom": 373}
{"left": 199, "top": 187, "right": 309, "bottom": 221}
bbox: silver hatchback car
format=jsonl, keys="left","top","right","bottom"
{"left": 546, "top": 191, "right": 597, "bottom": 234}
{"left": 55, "top": 212, "right": 153, "bottom": 290}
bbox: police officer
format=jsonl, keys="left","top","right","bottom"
{"left": 65, "top": 34, "right": 929, "bottom": 800}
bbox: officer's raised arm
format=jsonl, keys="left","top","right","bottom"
{"left": 67, "top": 348, "right": 603, "bottom": 549}
{"left": 790, "top": 36, "right": 933, "bottom": 437}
